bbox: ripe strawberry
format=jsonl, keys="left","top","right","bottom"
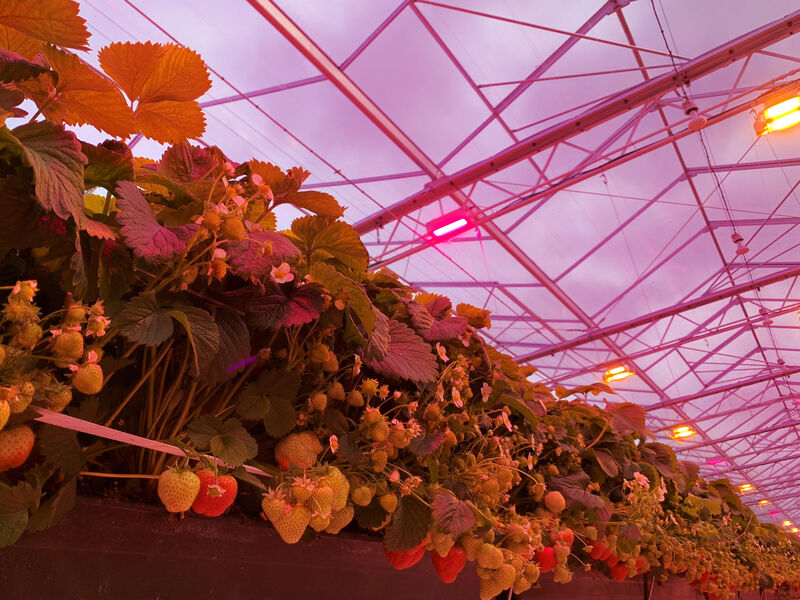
{"left": 609, "top": 562, "right": 629, "bottom": 582}
{"left": 550, "top": 528, "right": 574, "bottom": 547}
{"left": 191, "top": 469, "right": 238, "bottom": 517}
{"left": 324, "top": 505, "right": 353, "bottom": 534}
{"left": 432, "top": 546, "right": 466, "bottom": 583}
{"left": 606, "top": 554, "right": 620, "bottom": 567}
{"left": 72, "top": 363, "right": 104, "bottom": 395}
{"left": 384, "top": 540, "right": 426, "bottom": 570}
{"left": 272, "top": 504, "right": 311, "bottom": 544}
{"left": 535, "top": 546, "right": 558, "bottom": 573}
{"left": 274, "top": 432, "right": 322, "bottom": 471}
{"left": 544, "top": 490, "right": 566, "bottom": 513}
{"left": 635, "top": 555, "right": 649, "bottom": 574}
{"left": 0, "top": 425, "right": 35, "bottom": 471}
{"left": 53, "top": 330, "right": 84, "bottom": 361}
{"left": 0, "top": 400, "right": 9, "bottom": 430}
{"left": 157, "top": 468, "right": 201, "bottom": 513}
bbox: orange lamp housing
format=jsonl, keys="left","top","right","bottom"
{"left": 603, "top": 365, "right": 634, "bottom": 383}
{"left": 754, "top": 94, "right": 800, "bottom": 135}
{"left": 672, "top": 425, "right": 695, "bottom": 439}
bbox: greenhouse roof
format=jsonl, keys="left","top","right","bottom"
{"left": 74, "top": 0, "right": 800, "bottom": 526}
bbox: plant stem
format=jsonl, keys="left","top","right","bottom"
{"left": 104, "top": 340, "right": 173, "bottom": 427}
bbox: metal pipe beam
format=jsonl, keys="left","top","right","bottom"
{"left": 517, "top": 266, "right": 800, "bottom": 362}
{"left": 646, "top": 366, "right": 800, "bottom": 413}
{"left": 673, "top": 418, "right": 800, "bottom": 452}
{"left": 354, "top": 10, "right": 800, "bottom": 234}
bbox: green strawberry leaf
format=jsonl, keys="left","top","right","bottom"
{"left": 354, "top": 498, "right": 388, "bottom": 529}
{"left": 186, "top": 416, "right": 257, "bottom": 468}
{"left": 168, "top": 305, "right": 220, "bottom": 377}
{"left": 0, "top": 48, "right": 49, "bottom": 83}
{"left": 288, "top": 216, "right": 368, "bottom": 272}
{"left": 0, "top": 121, "right": 86, "bottom": 224}
{"left": 431, "top": 491, "right": 475, "bottom": 537}
{"left": 232, "top": 466, "right": 267, "bottom": 491}
{"left": 158, "top": 141, "right": 217, "bottom": 184}
{"left": 236, "top": 369, "right": 300, "bottom": 439}
{"left": 82, "top": 139, "right": 134, "bottom": 190}
{"left": 25, "top": 477, "right": 77, "bottom": 533}
{"left": 204, "top": 310, "right": 251, "bottom": 386}
{"left": 117, "top": 291, "right": 174, "bottom": 346}
{"left": 115, "top": 181, "right": 198, "bottom": 262}
{"left": 281, "top": 190, "right": 343, "bottom": 218}
{"left": 310, "top": 261, "right": 375, "bottom": 336}
{"left": 383, "top": 495, "right": 432, "bottom": 551}
{"left": 364, "top": 319, "right": 437, "bottom": 384}
{"left": 38, "top": 425, "right": 86, "bottom": 476}
{"left": 0, "top": 510, "right": 27, "bottom": 547}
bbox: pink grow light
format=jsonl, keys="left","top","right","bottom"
{"left": 427, "top": 211, "right": 470, "bottom": 239}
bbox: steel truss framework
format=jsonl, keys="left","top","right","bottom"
{"left": 82, "top": 0, "right": 800, "bottom": 528}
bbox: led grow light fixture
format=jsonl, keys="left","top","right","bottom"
{"left": 603, "top": 365, "right": 634, "bottom": 383}
{"left": 427, "top": 211, "right": 471, "bottom": 239}
{"left": 755, "top": 95, "right": 800, "bottom": 134}
{"left": 672, "top": 425, "right": 695, "bottom": 439}
{"left": 739, "top": 483, "right": 755, "bottom": 493}
{"left": 759, "top": 500, "right": 771, "bottom": 507}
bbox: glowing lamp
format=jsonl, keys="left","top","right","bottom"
{"left": 783, "top": 520, "right": 793, "bottom": 527}
{"left": 769, "top": 510, "right": 781, "bottom": 515}
{"left": 672, "top": 425, "right": 695, "bottom": 439}
{"left": 739, "top": 483, "right": 754, "bottom": 493}
{"left": 427, "top": 211, "right": 470, "bottom": 238}
{"left": 793, "top": 527, "right": 799, "bottom": 533}
{"left": 707, "top": 458, "right": 726, "bottom": 465}
{"left": 755, "top": 95, "right": 800, "bottom": 135}
{"left": 759, "top": 500, "right": 771, "bottom": 507}
{"left": 603, "top": 365, "right": 634, "bottom": 383}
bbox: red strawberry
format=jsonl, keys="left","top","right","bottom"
{"left": 191, "top": 469, "right": 238, "bottom": 517}
{"left": 432, "top": 546, "right": 466, "bottom": 583}
{"left": 609, "top": 563, "right": 628, "bottom": 582}
{"left": 0, "top": 425, "right": 35, "bottom": 471}
{"left": 589, "top": 541, "right": 607, "bottom": 560}
{"left": 606, "top": 554, "right": 620, "bottom": 567}
{"left": 635, "top": 555, "right": 649, "bottom": 574}
{"left": 549, "top": 528, "right": 574, "bottom": 547}
{"left": 535, "top": 546, "right": 558, "bottom": 573}
{"left": 383, "top": 540, "right": 427, "bottom": 570}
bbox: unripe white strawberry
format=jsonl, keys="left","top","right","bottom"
{"left": 157, "top": 468, "right": 201, "bottom": 513}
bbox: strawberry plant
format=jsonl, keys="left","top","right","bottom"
{"left": 0, "top": 1, "right": 797, "bottom": 598}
